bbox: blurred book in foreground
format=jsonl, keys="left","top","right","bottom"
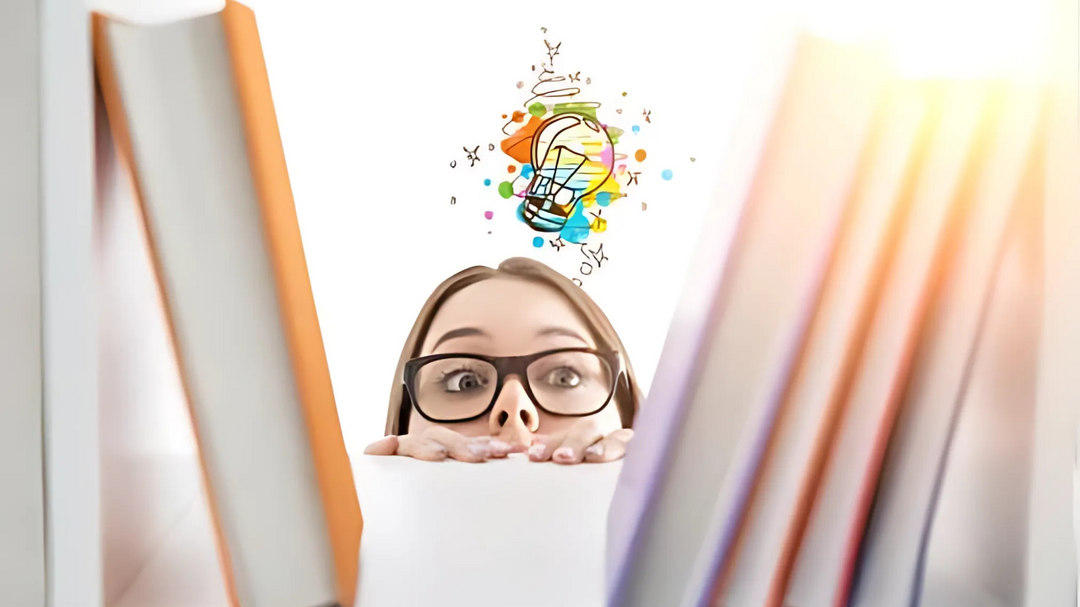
{"left": 607, "top": 18, "right": 1071, "bottom": 607}
{"left": 606, "top": 29, "right": 889, "bottom": 607}
{"left": 93, "top": 2, "right": 362, "bottom": 606}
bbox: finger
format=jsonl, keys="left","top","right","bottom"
{"left": 526, "top": 433, "right": 564, "bottom": 462}
{"left": 395, "top": 436, "right": 449, "bottom": 462}
{"left": 426, "top": 427, "right": 491, "bottom": 463}
{"left": 487, "top": 440, "right": 513, "bottom": 458}
{"left": 472, "top": 436, "right": 513, "bottom": 458}
{"left": 552, "top": 419, "right": 605, "bottom": 465}
{"left": 363, "top": 436, "right": 399, "bottom": 456}
{"left": 584, "top": 428, "right": 634, "bottom": 463}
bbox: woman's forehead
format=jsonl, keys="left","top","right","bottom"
{"left": 423, "top": 277, "right": 595, "bottom": 353}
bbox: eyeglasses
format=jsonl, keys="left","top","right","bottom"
{"left": 402, "top": 347, "right": 622, "bottom": 424}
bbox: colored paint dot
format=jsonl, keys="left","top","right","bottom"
{"left": 635, "top": 149, "right": 647, "bottom": 162}
{"left": 596, "top": 192, "right": 613, "bottom": 207}
{"left": 502, "top": 114, "right": 508, "bottom": 119}
{"left": 484, "top": 178, "right": 492, "bottom": 186}
{"left": 520, "top": 164, "right": 534, "bottom": 179}
{"left": 528, "top": 101, "right": 547, "bottom": 117}
{"left": 532, "top": 236, "right": 544, "bottom": 248}
{"left": 662, "top": 169, "right": 674, "bottom": 180}
{"left": 484, "top": 211, "right": 494, "bottom": 220}
{"left": 558, "top": 205, "right": 592, "bottom": 244}
{"left": 497, "top": 181, "right": 514, "bottom": 199}
{"left": 621, "top": 92, "right": 627, "bottom": 97}
{"left": 507, "top": 165, "right": 516, "bottom": 173}
{"left": 632, "top": 125, "right": 640, "bottom": 134}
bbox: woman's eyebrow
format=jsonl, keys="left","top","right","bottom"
{"left": 431, "top": 327, "right": 489, "bottom": 350}
{"left": 536, "top": 326, "right": 589, "bottom": 344}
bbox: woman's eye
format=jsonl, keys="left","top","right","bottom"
{"left": 443, "top": 371, "right": 486, "bottom": 393}
{"left": 545, "top": 367, "right": 582, "bottom": 388}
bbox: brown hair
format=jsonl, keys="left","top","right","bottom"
{"left": 384, "top": 257, "right": 642, "bottom": 435}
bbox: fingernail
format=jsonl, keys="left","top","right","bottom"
{"left": 553, "top": 447, "right": 574, "bottom": 461}
{"left": 528, "top": 443, "right": 546, "bottom": 459}
{"left": 585, "top": 444, "right": 603, "bottom": 458}
{"left": 467, "top": 444, "right": 489, "bottom": 458}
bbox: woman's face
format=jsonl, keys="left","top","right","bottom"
{"left": 408, "top": 276, "right": 623, "bottom": 449}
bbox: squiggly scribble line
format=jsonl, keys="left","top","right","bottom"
{"left": 526, "top": 66, "right": 581, "bottom": 107}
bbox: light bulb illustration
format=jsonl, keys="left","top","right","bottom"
{"left": 521, "top": 112, "right": 615, "bottom": 232}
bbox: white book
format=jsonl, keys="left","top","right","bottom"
{"left": 3, "top": 1, "right": 101, "bottom": 605}
{"left": 1027, "top": 0, "right": 1080, "bottom": 601}
{"left": 784, "top": 82, "right": 991, "bottom": 607}
{"left": 719, "top": 82, "right": 930, "bottom": 607}
{"left": 93, "top": 3, "right": 362, "bottom": 606}
{"left": 40, "top": 0, "right": 101, "bottom": 605}
{"left": 0, "top": 1, "right": 47, "bottom": 604}
{"left": 606, "top": 31, "right": 886, "bottom": 607}
{"left": 606, "top": 21, "right": 799, "bottom": 606}
{"left": 849, "top": 84, "right": 1045, "bottom": 607}
{"left": 918, "top": 136, "right": 1044, "bottom": 607}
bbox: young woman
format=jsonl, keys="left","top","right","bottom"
{"left": 365, "top": 257, "right": 641, "bottom": 465}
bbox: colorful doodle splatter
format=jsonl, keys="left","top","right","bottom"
{"left": 449, "top": 31, "right": 675, "bottom": 247}
{"left": 499, "top": 57, "right": 638, "bottom": 243}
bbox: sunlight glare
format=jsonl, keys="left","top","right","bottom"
{"left": 803, "top": 0, "right": 1054, "bottom": 80}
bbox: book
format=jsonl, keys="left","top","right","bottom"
{"left": 93, "top": 2, "right": 362, "bottom": 606}
{"left": 356, "top": 456, "right": 621, "bottom": 607}
{"left": 1026, "top": 0, "right": 1080, "bottom": 600}
{"left": 605, "top": 30, "right": 887, "bottom": 607}
{"left": 848, "top": 84, "right": 1045, "bottom": 607}
{"left": 0, "top": 0, "right": 46, "bottom": 603}
{"left": 605, "top": 23, "right": 799, "bottom": 604}
{"left": 784, "top": 81, "right": 992, "bottom": 607}
{"left": 2, "top": 0, "right": 99, "bottom": 599}
{"left": 40, "top": 0, "right": 102, "bottom": 603}
{"left": 605, "top": 19, "right": 799, "bottom": 605}
{"left": 718, "top": 81, "right": 931, "bottom": 607}
{"left": 917, "top": 123, "right": 1044, "bottom": 607}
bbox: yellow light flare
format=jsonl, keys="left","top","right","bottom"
{"left": 801, "top": 0, "right": 1054, "bottom": 80}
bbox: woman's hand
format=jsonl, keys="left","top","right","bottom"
{"left": 363, "top": 427, "right": 514, "bottom": 463}
{"left": 526, "top": 418, "right": 634, "bottom": 465}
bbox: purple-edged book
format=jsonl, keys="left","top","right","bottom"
{"left": 604, "top": 28, "right": 888, "bottom": 607}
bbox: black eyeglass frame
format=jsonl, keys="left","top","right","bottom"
{"left": 402, "top": 347, "right": 623, "bottom": 424}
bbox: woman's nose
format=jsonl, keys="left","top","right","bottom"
{"left": 489, "top": 377, "right": 540, "bottom": 449}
